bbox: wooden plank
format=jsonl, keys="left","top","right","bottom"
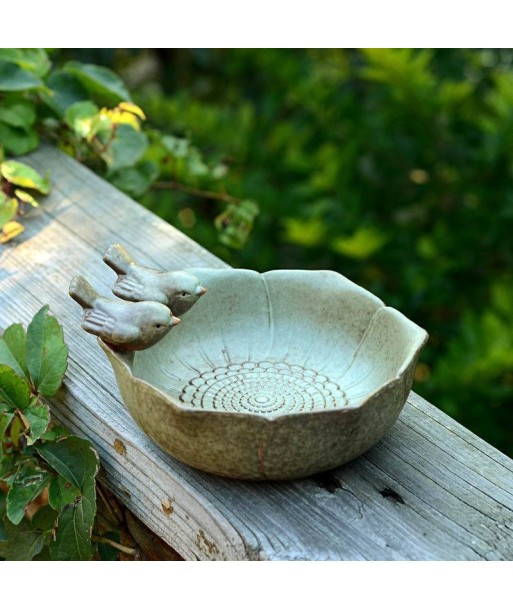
{"left": 1, "top": 145, "right": 513, "bottom": 560}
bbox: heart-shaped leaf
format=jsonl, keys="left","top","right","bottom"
{"left": 48, "top": 474, "right": 80, "bottom": 510}
{"left": 0, "top": 489, "right": 6, "bottom": 541}
{"left": 32, "top": 505, "right": 58, "bottom": 532}
{"left": 101, "top": 123, "right": 148, "bottom": 171}
{"left": 37, "top": 435, "right": 99, "bottom": 490}
{"left": 0, "top": 122, "right": 39, "bottom": 155}
{"left": 0, "top": 59, "right": 44, "bottom": 92}
{"left": 6, "top": 464, "right": 52, "bottom": 525}
{"left": 109, "top": 161, "right": 159, "bottom": 197}
{"left": 0, "top": 364, "right": 30, "bottom": 410}
{"left": 63, "top": 61, "right": 131, "bottom": 104}
{"left": 50, "top": 496, "right": 93, "bottom": 560}
{"left": 43, "top": 71, "right": 89, "bottom": 117}
{"left": 0, "top": 97, "right": 36, "bottom": 129}
{"left": 1, "top": 160, "right": 50, "bottom": 195}
{"left": 0, "top": 49, "right": 51, "bottom": 78}
{"left": 0, "top": 517, "right": 45, "bottom": 560}
{"left": 26, "top": 305, "right": 68, "bottom": 397}
{"left": 0, "top": 322, "right": 28, "bottom": 379}
{"left": 64, "top": 100, "right": 99, "bottom": 139}
{"left": 23, "top": 399, "right": 51, "bottom": 444}
{"left": 0, "top": 193, "right": 18, "bottom": 228}
{"left": 0, "top": 411, "right": 14, "bottom": 459}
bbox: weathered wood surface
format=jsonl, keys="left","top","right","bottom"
{"left": 1, "top": 146, "right": 513, "bottom": 560}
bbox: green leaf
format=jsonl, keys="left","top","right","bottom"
{"left": 37, "top": 436, "right": 99, "bottom": 490}
{"left": 161, "top": 135, "right": 190, "bottom": 158}
{"left": 32, "top": 544, "right": 51, "bottom": 560}
{"left": 0, "top": 59, "right": 44, "bottom": 92}
{"left": 63, "top": 61, "right": 131, "bottom": 104}
{"left": 41, "top": 436, "right": 98, "bottom": 560}
{"left": 331, "top": 227, "right": 389, "bottom": 260}
{"left": 0, "top": 97, "right": 36, "bottom": 129}
{"left": 23, "top": 400, "right": 50, "bottom": 444}
{"left": 6, "top": 465, "right": 51, "bottom": 525}
{"left": 283, "top": 217, "right": 326, "bottom": 247}
{"left": 98, "top": 531, "right": 121, "bottom": 561}
{"left": 0, "top": 517, "right": 45, "bottom": 560}
{"left": 0, "top": 122, "right": 39, "bottom": 155}
{"left": 186, "top": 148, "right": 209, "bottom": 177}
{"left": 0, "top": 411, "right": 14, "bottom": 459}
{"left": 0, "top": 322, "right": 28, "bottom": 379}
{"left": 0, "top": 49, "right": 51, "bottom": 78}
{"left": 102, "top": 124, "right": 148, "bottom": 171}
{"left": 15, "top": 189, "right": 39, "bottom": 207}
{"left": 109, "top": 161, "right": 159, "bottom": 197}
{"left": 0, "top": 160, "right": 50, "bottom": 195}
{"left": 32, "top": 505, "right": 58, "bottom": 531}
{"left": 64, "top": 100, "right": 99, "bottom": 139}
{"left": 0, "top": 454, "right": 12, "bottom": 479}
{"left": 0, "top": 192, "right": 18, "bottom": 228}
{"left": 43, "top": 71, "right": 89, "bottom": 117}
{"left": 9, "top": 414, "right": 22, "bottom": 446}
{"left": 0, "top": 488, "right": 6, "bottom": 541}
{"left": 50, "top": 497, "right": 93, "bottom": 560}
{"left": 26, "top": 305, "right": 68, "bottom": 397}
{"left": 40, "top": 425, "right": 68, "bottom": 442}
{"left": 0, "top": 364, "right": 30, "bottom": 410}
{"left": 48, "top": 474, "right": 80, "bottom": 510}
{"left": 215, "top": 200, "right": 259, "bottom": 249}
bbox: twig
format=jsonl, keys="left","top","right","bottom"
{"left": 152, "top": 180, "right": 240, "bottom": 204}
{"left": 92, "top": 535, "right": 141, "bottom": 559}
{"left": 96, "top": 482, "right": 123, "bottom": 525}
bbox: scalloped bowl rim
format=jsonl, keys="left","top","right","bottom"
{"left": 101, "top": 268, "right": 429, "bottom": 423}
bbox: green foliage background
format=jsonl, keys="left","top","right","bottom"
{"left": 55, "top": 49, "right": 513, "bottom": 457}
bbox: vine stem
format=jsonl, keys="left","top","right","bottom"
{"left": 152, "top": 180, "right": 240, "bottom": 204}
{"left": 92, "top": 535, "right": 141, "bottom": 558}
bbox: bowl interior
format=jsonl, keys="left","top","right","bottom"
{"left": 131, "top": 269, "right": 425, "bottom": 418}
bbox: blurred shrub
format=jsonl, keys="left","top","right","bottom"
{"left": 57, "top": 49, "right": 513, "bottom": 456}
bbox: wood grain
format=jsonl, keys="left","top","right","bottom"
{"left": 1, "top": 146, "right": 512, "bottom": 560}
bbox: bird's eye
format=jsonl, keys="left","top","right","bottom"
{"left": 180, "top": 291, "right": 188, "bottom": 297}
{"left": 155, "top": 324, "right": 162, "bottom": 329}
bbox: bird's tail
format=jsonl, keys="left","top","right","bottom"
{"left": 103, "top": 243, "right": 135, "bottom": 275}
{"left": 69, "top": 275, "right": 99, "bottom": 309}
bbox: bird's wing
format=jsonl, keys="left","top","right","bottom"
{"left": 113, "top": 275, "right": 165, "bottom": 303}
{"left": 109, "top": 323, "right": 140, "bottom": 346}
{"left": 112, "top": 276, "right": 145, "bottom": 300}
{"left": 82, "top": 307, "right": 115, "bottom": 336}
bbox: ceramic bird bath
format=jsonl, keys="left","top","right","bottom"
{"left": 88, "top": 266, "right": 428, "bottom": 480}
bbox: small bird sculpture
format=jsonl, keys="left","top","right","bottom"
{"left": 69, "top": 275, "right": 180, "bottom": 351}
{"left": 103, "top": 243, "right": 207, "bottom": 316}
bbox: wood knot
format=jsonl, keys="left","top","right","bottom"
{"left": 379, "top": 487, "right": 405, "bottom": 504}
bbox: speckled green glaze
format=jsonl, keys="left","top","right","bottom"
{"left": 100, "top": 269, "right": 428, "bottom": 480}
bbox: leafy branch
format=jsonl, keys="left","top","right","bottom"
{"left": 0, "top": 307, "right": 147, "bottom": 561}
{"left": 152, "top": 179, "right": 241, "bottom": 204}
{"left": 0, "top": 48, "right": 258, "bottom": 249}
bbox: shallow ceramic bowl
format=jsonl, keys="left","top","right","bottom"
{"left": 101, "top": 269, "right": 428, "bottom": 480}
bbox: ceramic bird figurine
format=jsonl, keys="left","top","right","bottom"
{"left": 103, "top": 243, "right": 207, "bottom": 316}
{"left": 69, "top": 275, "right": 180, "bottom": 351}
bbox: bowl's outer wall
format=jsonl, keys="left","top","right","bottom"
{"left": 104, "top": 342, "right": 413, "bottom": 479}
{"left": 100, "top": 269, "right": 428, "bottom": 480}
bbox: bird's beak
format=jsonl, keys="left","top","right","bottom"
{"left": 198, "top": 286, "right": 207, "bottom": 297}
{"left": 171, "top": 316, "right": 181, "bottom": 326}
